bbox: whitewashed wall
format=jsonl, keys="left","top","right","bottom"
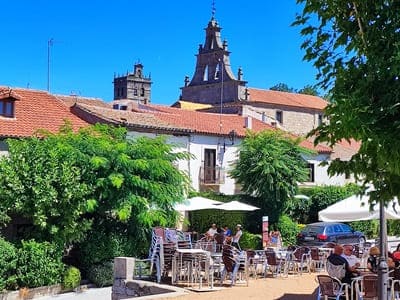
{"left": 126, "top": 130, "right": 352, "bottom": 196}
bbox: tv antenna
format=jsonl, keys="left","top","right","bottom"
{"left": 47, "top": 38, "right": 54, "bottom": 92}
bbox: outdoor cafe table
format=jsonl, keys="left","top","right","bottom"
{"left": 171, "top": 248, "right": 212, "bottom": 289}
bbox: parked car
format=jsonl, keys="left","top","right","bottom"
{"left": 296, "top": 222, "right": 366, "bottom": 247}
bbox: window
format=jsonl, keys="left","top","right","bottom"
{"left": 307, "top": 163, "right": 315, "bottom": 182}
{"left": 140, "top": 88, "right": 145, "bottom": 97}
{"left": 0, "top": 100, "right": 15, "bottom": 118}
{"left": 120, "top": 105, "right": 128, "bottom": 111}
{"left": 133, "top": 89, "right": 138, "bottom": 96}
{"left": 276, "top": 110, "right": 283, "bottom": 123}
{"left": 341, "top": 224, "right": 352, "bottom": 233}
{"left": 203, "top": 65, "right": 209, "bottom": 81}
{"left": 318, "top": 114, "right": 323, "bottom": 126}
{"left": 333, "top": 225, "right": 343, "bottom": 233}
{"left": 113, "top": 104, "right": 119, "bottom": 110}
{"left": 214, "top": 63, "right": 220, "bottom": 80}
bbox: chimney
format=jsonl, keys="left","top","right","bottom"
{"left": 245, "top": 116, "right": 252, "bottom": 129}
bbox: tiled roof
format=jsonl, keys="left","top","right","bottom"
{"left": 73, "top": 103, "right": 192, "bottom": 133}
{"left": 131, "top": 104, "right": 331, "bottom": 153}
{"left": 247, "top": 88, "right": 328, "bottom": 110}
{"left": 56, "top": 94, "right": 111, "bottom": 108}
{"left": 0, "top": 86, "right": 89, "bottom": 138}
{"left": 330, "top": 139, "right": 361, "bottom": 160}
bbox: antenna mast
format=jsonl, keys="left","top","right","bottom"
{"left": 47, "top": 38, "right": 54, "bottom": 92}
{"left": 211, "top": 0, "right": 216, "bottom": 19}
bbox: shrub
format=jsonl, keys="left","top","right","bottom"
{"left": 77, "top": 230, "right": 136, "bottom": 272}
{"left": 239, "top": 231, "right": 262, "bottom": 250}
{"left": 276, "top": 215, "right": 299, "bottom": 246}
{"left": 62, "top": 266, "right": 81, "bottom": 290}
{"left": 350, "top": 220, "right": 379, "bottom": 239}
{"left": 17, "top": 240, "right": 64, "bottom": 288}
{"left": 87, "top": 261, "right": 113, "bottom": 287}
{"left": 0, "top": 237, "right": 18, "bottom": 291}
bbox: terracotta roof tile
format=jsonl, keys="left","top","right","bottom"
{"left": 0, "top": 86, "right": 89, "bottom": 138}
{"left": 132, "top": 104, "right": 331, "bottom": 153}
{"left": 247, "top": 88, "right": 328, "bottom": 110}
{"left": 55, "top": 94, "right": 111, "bottom": 108}
{"left": 73, "top": 103, "right": 191, "bottom": 132}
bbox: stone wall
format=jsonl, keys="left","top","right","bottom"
{"left": 111, "top": 257, "right": 186, "bottom": 300}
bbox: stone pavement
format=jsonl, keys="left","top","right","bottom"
{"left": 35, "top": 285, "right": 189, "bottom": 300}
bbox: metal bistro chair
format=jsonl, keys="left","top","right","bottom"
{"left": 310, "top": 247, "right": 326, "bottom": 272}
{"left": 263, "top": 248, "right": 285, "bottom": 277}
{"left": 356, "top": 274, "right": 378, "bottom": 300}
{"left": 316, "top": 274, "right": 349, "bottom": 300}
{"left": 220, "top": 244, "right": 248, "bottom": 286}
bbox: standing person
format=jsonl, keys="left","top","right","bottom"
{"left": 232, "top": 224, "right": 243, "bottom": 250}
{"left": 222, "top": 225, "right": 232, "bottom": 237}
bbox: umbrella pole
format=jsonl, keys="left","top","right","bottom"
{"left": 378, "top": 197, "right": 388, "bottom": 300}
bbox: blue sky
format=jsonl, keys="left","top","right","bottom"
{"left": 0, "top": 1, "right": 318, "bottom": 105}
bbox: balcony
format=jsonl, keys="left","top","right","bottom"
{"left": 199, "top": 166, "right": 225, "bottom": 185}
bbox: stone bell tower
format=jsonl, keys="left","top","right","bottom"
{"left": 180, "top": 16, "right": 247, "bottom": 104}
{"left": 113, "top": 62, "right": 152, "bottom": 104}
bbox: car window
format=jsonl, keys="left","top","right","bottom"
{"left": 303, "top": 225, "right": 324, "bottom": 234}
{"left": 341, "top": 224, "right": 352, "bottom": 233}
{"left": 326, "top": 226, "right": 333, "bottom": 234}
{"left": 333, "top": 225, "right": 343, "bottom": 233}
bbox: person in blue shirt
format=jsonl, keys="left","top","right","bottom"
{"left": 223, "top": 225, "right": 232, "bottom": 237}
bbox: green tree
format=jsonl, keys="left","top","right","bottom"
{"left": 293, "top": 1, "right": 400, "bottom": 203}
{"left": 0, "top": 124, "right": 191, "bottom": 251}
{"left": 230, "top": 130, "right": 312, "bottom": 223}
{"left": 297, "top": 84, "right": 319, "bottom": 96}
{"left": 270, "top": 83, "right": 295, "bottom": 92}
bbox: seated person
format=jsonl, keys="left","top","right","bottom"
{"left": 327, "top": 244, "right": 359, "bottom": 284}
{"left": 341, "top": 244, "right": 361, "bottom": 269}
{"left": 367, "top": 246, "right": 380, "bottom": 273}
{"left": 206, "top": 223, "right": 218, "bottom": 239}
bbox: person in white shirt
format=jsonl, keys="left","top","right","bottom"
{"left": 206, "top": 223, "right": 218, "bottom": 239}
{"left": 232, "top": 224, "right": 243, "bottom": 250}
{"left": 341, "top": 244, "right": 360, "bottom": 268}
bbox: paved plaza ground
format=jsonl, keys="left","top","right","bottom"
{"left": 37, "top": 273, "right": 320, "bottom": 300}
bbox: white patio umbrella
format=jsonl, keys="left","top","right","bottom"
{"left": 174, "top": 196, "right": 224, "bottom": 211}
{"left": 214, "top": 200, "right": 260, "bottom": 211}
{"left": 318, "top": 194, "right": 400, "bottom": 222}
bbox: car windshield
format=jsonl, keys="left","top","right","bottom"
{"left": 302, "top": 225, "right": 324, "bottom": 234}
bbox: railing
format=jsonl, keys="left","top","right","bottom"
{"left": 199, "top": 166, "right": 225, "bottom": 185}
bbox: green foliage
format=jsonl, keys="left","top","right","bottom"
{"left": 62, "top": 266, "right": 81, "bottom": 290}
{"left": 230, "top": 130, "right": 313, "bottom": 223}
{"left": 0, "top": 123, "right": 190, "bottom": 255}
{"left": 77, "top": 230, "right": 137, "bottom": 272}
{"left": 276, "top": 215, "right": 299, "bottom": 246}
{"left": 0, "top": 137, "right": 92, "bottom": 247}
{"left": 189, "top": 209, "right": 245, "bottom": 235}
{"left": 288, "top": 184, "right": 361, "bottom": 224}
{"left": 87, "top": 261, "right": 113, "bottom": 287}
{"left": 350, "top": 220, "right": 379, "bottom": 239}
{"left": 270, "top": 82, "right": 295, "bottom": 92}
{"left": 297, "top": 85, "right": 319, "bottom": 96}
{"left": 387, "top": 220, "right": 400, "bottom": 238}
{"left": 239, "top": 231, "right": 262, "bottom": 250}
{"left": 293, "top": 1, "right": 400, "bottom": 205}
{"left": 16, "top": 240, "right": 64, "bottom": 288}
{"left": 0, "top": 237, "right": 17, "bottom": 291}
